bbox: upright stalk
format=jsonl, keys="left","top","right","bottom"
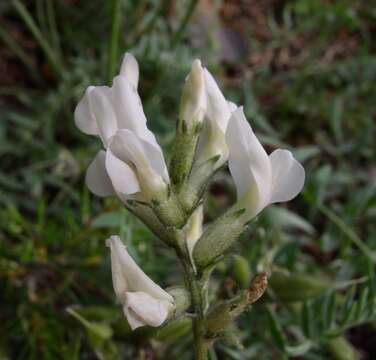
{"left": 108, "top": 0, "right": 122, "bottom": 83}
{"left": 179, "top": 254, "right": 208, "bottom": 360}
{"left": 189, "top": 270, "right": 208, "bottom": 360}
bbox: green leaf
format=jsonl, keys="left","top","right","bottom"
{"left": 326, "top": 292, "right": 337, "bottom": 330}
{"left": 285, "top": 341, "right": 312, "bottom": 357}
{"left": 156, "top": 318, "right": 191, "bottom": 343}
{"left": 270, "top": 272, "right": 330, "bottom": 302}
{"left": 91, "top": 211, "right": 122, "bottom": 228}
{"left": 267, "top": 307, "right": 286, "bottom": 351}
{"left": 266, "top": 206, "right": 316, "bottom": 234}
{"left": 302, "top": 301, "right": 314, "bottom": 338}
{"left": 66, "top": 307, "right": 113, "bottom": 348}
{"left": 355, "top": 286, "right": 369, "bottom": 321}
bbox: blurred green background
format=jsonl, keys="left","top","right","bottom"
{"left": 1, "top": 0, "right": 376, "bottom": 359}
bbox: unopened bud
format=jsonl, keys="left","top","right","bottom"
{"left": 180, "top": 59, "right": 206, "bottom": 126}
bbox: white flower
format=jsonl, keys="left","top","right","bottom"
{"left": 196, "top": 67, "right": 236, "bottom": 167}
{"left": 226, "top": 107, "right": 305, "bottom": 221}
{"left": 186, "top": 205, "right": 203, "bottom": 268}
{"left": 180, "top": 59, "right": 206, "bottom": 125}
{"left": 74, "top": 53, "right": 169, "bottom": 202}
{"left": 106, "top": 236, "right": 174, "bottom": 330}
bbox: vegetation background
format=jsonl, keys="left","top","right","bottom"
{"left": 1, "top": 0, "right": 376, "bottom": 359}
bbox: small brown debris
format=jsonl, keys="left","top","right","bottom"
{"left": 247, "top": 273, "right": 268, "bottom": 305}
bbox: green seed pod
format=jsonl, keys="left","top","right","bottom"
{"left": 231, "top": 255, "right": 251, "bottom": 289}
{"left": 325, "top": 336, "right": 359, "bottom": 360}
{"left": 270, "top": 272, "right": 330, "bottom": 302}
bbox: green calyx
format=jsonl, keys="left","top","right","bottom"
{"left": 167, "top": 286, "right": 191, "bottom": 319}
{"left": 169, "top": 118, "right": 202, "bottom": 190}
{"left": 193, "top": 207, "right": 247, "bottom": 270}
{"left": 126, "top": 200, "right": 183, "bottom": 246}
{"left": 178, "top": 154, "right": 221, "bottom": 213}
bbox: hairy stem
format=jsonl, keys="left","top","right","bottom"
{"left": 179, "top": 254, "right": 208, "bottom": 360}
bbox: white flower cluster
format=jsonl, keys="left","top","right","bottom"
{"left": 75, "top": 54, "right": 305, "bottom": 330}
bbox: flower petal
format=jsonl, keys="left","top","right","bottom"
{"left": 106, "top": 236, "right": 173, "bottom": 302}
{"left": 85, "top": 150, "right": 115, "bottom": 197}
{"left": 227, "top": 101, "right": 237, "bottom": 112}
{"left": 124, "top": 291, "right": 172, "bottom": 329}
{"left": 186, "top": 205, "right": 203, "bottom": 268}
{"left": 226, "top": 107, "right": 272, "bottom": 217}
{"left": 204, "top": 68, "right": 231, "bottom": 132}
{"left": 195, "top": 68, "right": 233, "bottom": 166}
{"left": 109, "top": 129, "right": 169, "bottom": 186}
{"left": 105, "top": 144, "right": 140, "bottom": 196}
{"left": 269, "top": 149, "right": 305, "bottom": 204}
{"left": 90, "top": 86, "right": 118, "bottom": 147}
{"left": 139, "top": 138, "right": 170, "bottom": 183}
{"left": 122, "top": 305, "right": 145, "bottom": 330}
{"left": 74, "top": 86, "right": 98, "bottom": 135}
{"left": 119, "top": 53, "right": 139, "bottom": 89}
{"left": 112, "top": 76, "right": 157, "bottom": 146}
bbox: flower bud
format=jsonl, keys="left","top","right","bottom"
{"left": 180, "top": 59, "right": 206, "bottom": 126}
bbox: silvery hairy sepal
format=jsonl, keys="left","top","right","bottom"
{"left": 75, "top": 53, "right": 169, "bottom": 205}
{"left": 193, "top": 107, "right": 305, "bottom": 269}
{"left": 107, "top": 236, "right": 190, "bottom": 330}
{"left": 170, "top": 60, "right": 207, "bottom": 189}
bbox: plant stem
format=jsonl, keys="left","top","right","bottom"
{"left": 192, "top": 315, "right": 207, "bottom": 360}
{"left": 179, "top": 254, "right": 208, "bottom": 360}
{"left": 108, "top": 0, "right": 122, "bottom": 83}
